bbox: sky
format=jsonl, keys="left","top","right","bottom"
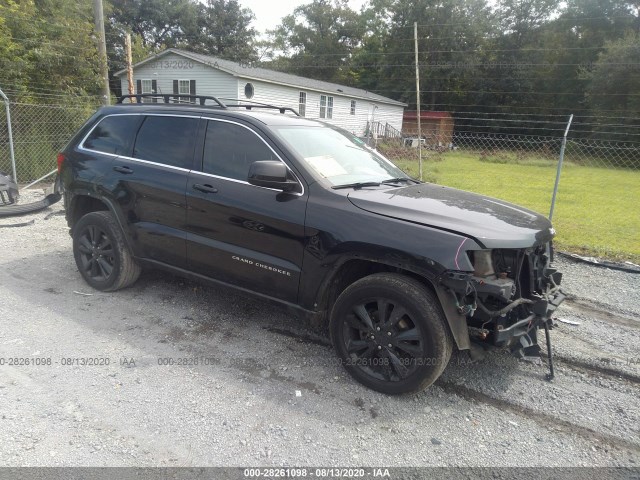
{"left": 238, "top": 0, "right": 370, "bottom": 37}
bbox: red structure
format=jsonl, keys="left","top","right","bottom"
{"left": 402, "top": 111, "right": 454, "bottom": 147}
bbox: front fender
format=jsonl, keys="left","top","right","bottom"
{"left": 299, "top": 240, "right": 476, "bottom": 352}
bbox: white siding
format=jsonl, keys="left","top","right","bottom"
{"left": 120, "top": 53, "right": 237, "bottom": 100}
{"left": 235, "top": 78, "right": 403, "bottom": 137}
{"left": 120, "top": 53, "right": 404, "bottom": 136}
{"left": 371, "top": 103, "right": 404, "bottom": 134}
{"left": 235, "top": 79, "right": 300, "bottom": 114}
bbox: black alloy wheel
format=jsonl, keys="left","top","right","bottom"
{"left": 72, "top": 211, "right": 141, "bottom": 291}
{"left": 76, "top": 224, "right": 115, "bottom": 281}
{"left": 330, "top": 273, "right": 452, "bottom": 394}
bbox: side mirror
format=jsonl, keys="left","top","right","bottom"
{"left": 248, "top": 161, "right": 299, "bottom": 192}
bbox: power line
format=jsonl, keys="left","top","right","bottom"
{"left": 0, "top": 50, "right": 98, "bottom": 64}
{"left": 6, "top": 36, "right": 98, "bottom": 53}
{"left": 409, "top": 15, "right": 639, "bottom": 28}
{"left": 367, "top": 88, "right": 639, "bottom": 96}
{"left": 450, "top": 111, "right": 640, "bottom": 121}
{"left": 268, "top": 45, "right": 634, "bottom": 57}
{"left": 276, "top": 14, "right": 638, "bottom": 31}
{"left": 0, "top": 84, "right": 102, "bottom": 98}
{"left": 0, "top": 11, "right": 92, "bottom": 27}
{"left": 453, "top": 117, "right": 568, "bottom": 124}
{"left": 293, "top": 62, "right": 638, "bottom": 67}
{"left": 405, "top": 103, "right": 634, "bottom": 114}
{"left": 456, "top": 123, "right": 640, "bottom": 135}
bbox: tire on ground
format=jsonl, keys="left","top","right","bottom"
{"left": 330, "top": 272, "right": 453, "bottom": 395}
{"left": 72, "top": 211, "right": 141, "bottom": 291}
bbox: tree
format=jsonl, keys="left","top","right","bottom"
{"left": 0, "top": 0, "right": 101, "bottom": 97}
{"left": 105, "top": 0, "right": 259, "bottom": 89}
{"left": 269, "top": 0, "right": 363, "bottom": 84}
{"left": 354, "top": 0, "right": 494, "bottom": 109}
{"left": 582, "top": 34, "right": 640, "bottom": 135}
{"left": 190, "top": 0, "right": 257, "bottom": 62}
{"left": 107, "top": 0, "right": 198, "bottom": 50}
{"left": 496, "top": 0, "right": 559, "bottom": 47}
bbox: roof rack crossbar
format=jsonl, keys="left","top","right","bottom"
{"left": 220, "top": 101, "right": 300, "bottom": 116}
{"left": 117, "top": 94, "right": 227, "bottom": 108}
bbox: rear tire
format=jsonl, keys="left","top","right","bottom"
{"left": 330, "top": 273, "right": 452, "bottom": 395}
{"left": 72, "top": 211, "right": 141, "bottom": 291}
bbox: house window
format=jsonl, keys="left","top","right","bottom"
{"left": 320, "top": 95, "right": 333, "bottom": 119}
{"left": 350, "top": 100, "right": 356, "bottom": 115}
{"left": 138, "top": 79, "right": 153, "bottom": 103}
{"left": 179, "top": 79, "right": 190, "bottom": 95}
{"left": 299, "top": 92, "right": 306, "bottom": 117}
{"left": 141, "top": 79, "right": 152, "bottom": 94}
{"left": 244, "top": 83, "right": 254, "bottom": 99}
{"left": 173, "top": 79, "right": 195, "bottom": 103}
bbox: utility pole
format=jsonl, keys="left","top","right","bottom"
{"left": 414, "top": 22, "right": 422, "bottom": 181}
{"left": 93, "top": 0, "right": 110, "bottom": 105}
{"left": 125, "top": 33, "right": 135, "bottom": 101}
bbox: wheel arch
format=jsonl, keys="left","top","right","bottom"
{"left": 314, "top": 256, "right": 471, "bottom": 351}
{"left": 67, "top": 193, "right": 136, "bottom": 255}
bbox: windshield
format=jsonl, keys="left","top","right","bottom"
{"left": 273, "top": 125, "right": 409, "bottom": 186}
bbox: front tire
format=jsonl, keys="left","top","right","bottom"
{"left": 330, "top": 273, "right": 452, "bottom": 395}
{"left": 72, "top": 211, "right": 141, "bottom": 291}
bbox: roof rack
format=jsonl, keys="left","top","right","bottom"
{"left": 226, "top": 104, "right": 300, "bottom": 116}
{"left": 117, "top": 94, "right": 227, "bottom": 108}
{"left": 116, "top": 94, "right": 299, "bottom": 116}
{"left": 217, "top": 98, "right": 300, "bottom": 116}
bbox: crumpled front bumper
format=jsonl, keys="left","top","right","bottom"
{"left": 492, "top": 288, "right": 565, "bottom": 346}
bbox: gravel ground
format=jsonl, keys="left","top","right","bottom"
{"left": 0, "top": 189, "right": 639, "bottom": 468}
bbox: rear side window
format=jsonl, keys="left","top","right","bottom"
{"left": 83, "top": 115, "right": 141, "bottom": 155}
{"left": 133, "top": 116, "right": 198, "bottom": 169}
{"left": 203, "top": 120, "right": 276, "bottom": 181}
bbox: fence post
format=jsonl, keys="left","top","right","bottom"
{"left": 0, "top": 88, "right": 18, "bottom": 184}
{"left": 549, "top": 114, "right": 573, "bottom": 221}
{"left": 368, "top": 106, "right": 378, "bottom": 147}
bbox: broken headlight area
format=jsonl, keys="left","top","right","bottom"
{"left": 440, "top": 245, "right": 565, "bottom": 361}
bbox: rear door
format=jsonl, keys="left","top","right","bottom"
{"left": 185, "top": 118, "right": 307, "bottom": 303}
{"left": 106, "top": 114, "right": 199, "bottom": 268}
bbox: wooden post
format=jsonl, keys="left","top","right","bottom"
{"left": 92, "top": 0, "right": 110, "bottom": 105}
{"left": 125, "top": 33, "right": 135, "bottom": 102}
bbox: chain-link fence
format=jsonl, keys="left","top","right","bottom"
{"left": 375, "top": 127, "right": 640, "bottom": 170}
{"left": 1, "top": 94, "right": 638, "bottom": 259}
{"left": 375, "top": 123, "right": 640, "bottom": 260}
{"left": 0, "top": 96, "right": 13, "bottom": 180}
{"left": 0, "top": 96, "right": 101, "bottom": 183}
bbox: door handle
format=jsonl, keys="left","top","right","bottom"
{"left": 113, "top": 166, "right": 134, "bottom": 174}
{"left": 193, "top": 183, "right": 218, "bottom": 194}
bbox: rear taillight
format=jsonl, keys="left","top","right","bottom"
{"left": 57, "top": 153, "right": 65, "bottom": 173}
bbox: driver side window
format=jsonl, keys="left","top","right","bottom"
{"left": 202, "top": 120, "right": 276, "bottom": 181}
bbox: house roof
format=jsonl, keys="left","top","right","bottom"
{"left": 115, "top": 48, "right": 406, "bottom": 107}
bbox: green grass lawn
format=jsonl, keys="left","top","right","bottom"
{"left": 391, "top": 151, "right": 640, "bottom": 262}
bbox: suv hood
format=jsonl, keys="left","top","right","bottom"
{"left": 347, "top": 184, "right": 554, "bottom": 249}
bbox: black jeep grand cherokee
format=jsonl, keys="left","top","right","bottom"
{"left": 59, "top": 94, "right": 564, "bottom": 394}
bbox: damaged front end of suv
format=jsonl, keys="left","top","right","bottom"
{"left": 441, "top": 242, "right": 564, "bottom": 378}
{"left": 345, "top": 182, "right": 565, "bottom": 382}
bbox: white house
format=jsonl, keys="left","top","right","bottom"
{"left": 114, "top": 48, "right": 406, "bottom": 137}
